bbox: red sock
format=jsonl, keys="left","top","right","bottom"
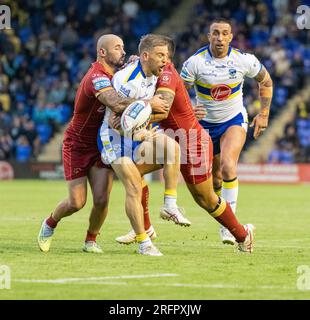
{"left": 142, "top": 185, "right": 151, "bottom": 230}
{"left": 214, "top": 202, "right": 247, "bottom": 242}
{"left": 85, "top": 231, "right": 98, "bottom": 242}
{"left": 46, "top": 215, "right": 58, "bottom": 229}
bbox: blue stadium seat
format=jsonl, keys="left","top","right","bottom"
{"left": 36, "top": 124, "right": 53, "bottom": 144}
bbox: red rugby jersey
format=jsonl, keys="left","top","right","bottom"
{"left": 156, "top": 63, "right": 200, "bottom": 131}
{"left": 65, "top": 61, "right": 113, "bottom": 145}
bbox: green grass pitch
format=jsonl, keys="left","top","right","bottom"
{"left": 0, "top": 180, "right": 309, "bottom": 300}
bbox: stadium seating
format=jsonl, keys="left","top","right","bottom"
{"left": 0, "top": 0, "right": 309, "bottom": 164}
{"left": 0, "top": 0, "right": 179, "bottom": 162}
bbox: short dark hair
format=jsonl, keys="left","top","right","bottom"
{"left": 161, "top": 35, "right": 175, "bottom": 59}
{"left": 209, "top": 18, "right": 232, "bottom": 31}
{"left": 138, "top": 34, "right": 170, "bottom": 54}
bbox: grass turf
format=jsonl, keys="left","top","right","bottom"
{"left": 0, "top": 180, "right": 309, "bottom": 300}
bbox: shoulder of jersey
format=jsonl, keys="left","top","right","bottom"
{"left": 193, "top": 45, "right": 210, "bottom": 57}
{"left": 119, "top": 60, "right": 146, "bottom": 83}
{"left": 230, "top": 47, "right": 248, "bottom": 56}
{"left": 192, "top": 46, "right": 248, "bottom": 58}
{"left": 163, "top": 63, "right": 175, "bottom": 73}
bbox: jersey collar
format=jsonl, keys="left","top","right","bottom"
{"left": 95, "top": 60, "right": 114, "bottom": 77}
{"left": 138, "top": 60, "right": 146, "bottom": 78}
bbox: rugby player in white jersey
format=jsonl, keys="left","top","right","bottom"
{"left": 181, "top": 18, "right": 273, "bottom": 244}
{"left": 98, "top": 34, "right": 189, "bottom": 256}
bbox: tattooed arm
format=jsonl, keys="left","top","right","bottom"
{"left": 96, "top": 88, "right": 169, "bottom": 116}
{"left": 96, "top": 88, "right": 135, "bottom": 114}
{"left": 250, "top": 66, "right": 273, "bottom": 139}
{"left": 150, "top": 89, "right": 175, "bottom": 123}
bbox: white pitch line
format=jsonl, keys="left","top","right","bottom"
{"left": 155, "top": 242, "right": 310, "bottom": 250}
{"left": 14, "top": 273, "right": 179, "bottom": 284}
{"left": 81, "top": 282, "right": 297, "bottom": 291}
{"left": 13, "top": 274, "right": 299, "bottom": 291}
{"left": 15, "top": 278, "right": 298, "bottom": 291}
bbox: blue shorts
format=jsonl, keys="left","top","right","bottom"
{"left": 199, "top": 111, "right": 248, "bottom": 155}
{"left": 97, "top": 123, "right": 142, "bottom": 165}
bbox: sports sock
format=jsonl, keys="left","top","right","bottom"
{"left": 164, "top": 189, "right": 177, "bottom": 208}
{"left": 46, "top": 215, "right": 58, "bottom": 229}
{"left": 222, "top": 177, "right": 238, "bottom": 214}
{"left": 141, "top": 183, "right": 151, "bottom": 230}
{"left": 85, "top": 231, "right": 98, "bottom": 242}
{"left": 209, "top": 197, "right": 247, "bottom": 242}
{"left": 136, "top": 232, "right": 148, "bottom": 243}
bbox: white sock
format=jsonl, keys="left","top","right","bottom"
{"left": 164, "top": 195, "right": 177, "bottom": 208}
{"left": 222, "top": 178, "right": 239, "bottom": 214}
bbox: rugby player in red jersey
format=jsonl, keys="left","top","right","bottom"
{"left": 116, "top": 36, "right": 255, "bottom": 253}
{"left": 37, "top": 34, "right": 169, "bottom": 253}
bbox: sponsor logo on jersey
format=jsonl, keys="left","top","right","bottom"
{"left": 120, "top": 85, "right": 131, "bottom": 97}
{"left": 210, "top": 84, "right": 232, "bottom": 101}
{"left": 161, "top": 74, "right": 171, "bottom": 84}
{"left": 93, "top": 77, "right": 111, "bottom": 91}
{"left": 205, "top": 60, "right": 215, "bottom": 66}
{"left": 201, "top": 71, "right": 218, "bottom": 77}
{"left": 141, "top": 81, "right": 154, "bottom": 88}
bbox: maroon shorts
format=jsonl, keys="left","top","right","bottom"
{"left": 179, "top": 128, "right": 213, "bottom": 185}
{"left": 62, "top": 136, "right": 110, "bottom": 181}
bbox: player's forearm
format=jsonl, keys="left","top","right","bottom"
{"left": 258, "top": 80, "right": 273, "bottom": 116}
{"left": 153, "top": 89, "right": 174, "bottom": 121}
{"left": 150, "top": 113, "right": 167, "bottom": 123}
{"left": 255, "top": 67, "right": 273, "bottom": 117}
{"left": 97, "top": 89, "right": 135, "bottom": 114}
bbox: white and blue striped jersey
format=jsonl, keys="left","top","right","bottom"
{"left": 103, "top": 59, "right": 157, "bottom": 123}
{"left": 181, "top": 46, "right": 262, "bottom": 123}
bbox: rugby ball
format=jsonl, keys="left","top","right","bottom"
{"left": 121, "top": 100, "right": 152, "bottom": 138}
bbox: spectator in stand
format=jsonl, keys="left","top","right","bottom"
{"left": 15, "top": 135, "right": 32, "bottom": 162}
{"left": 268, "top": 139, "right": 295, "bottom": 164}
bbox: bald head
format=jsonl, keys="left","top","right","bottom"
{"left": 97, "top": 34, "right": 122, "bottom": 53}
{"left": 96, "top": 34, "right": 126, "bottom": 69}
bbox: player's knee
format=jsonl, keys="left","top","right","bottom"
{"left": 67, "top": 198, "right": 86, "bottom": 212}
{"left": 125, "top": 180, "right": 142, "bottom": 199}
{"left": 192, "top": 192, "right": 216, "bottom": 212}
{"left": 166, "top": 137, "right": 180, "bottom": 163}
{"left": 221, "top": 159, "right": 237, "bottom": 178}
{"left": 93, "top": 192, "right": 109, "bottom": 210}
{"left": 213, "top": 175, "right": 222, "bottom": 190}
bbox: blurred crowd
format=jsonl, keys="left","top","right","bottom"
{"left": 0, "top": 0, "right": 179, "bottom": 162}
{"left": 0, "top": 0, "right": 309, "bottom": 163}
{"left": 268, "top": 99, "right": 310, "bottom": 163}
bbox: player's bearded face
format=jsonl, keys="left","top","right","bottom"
{"left": 208, "top": 23, "right": 233, "bottom": 57}
{"left": 106, "top": 50, "right": 126, "bottom": 68}
{"left": 147, "top": 45, "right": 168, "bottom": 76}
{"left": 105, "top": 43, "right": 126, "bottom": 68}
